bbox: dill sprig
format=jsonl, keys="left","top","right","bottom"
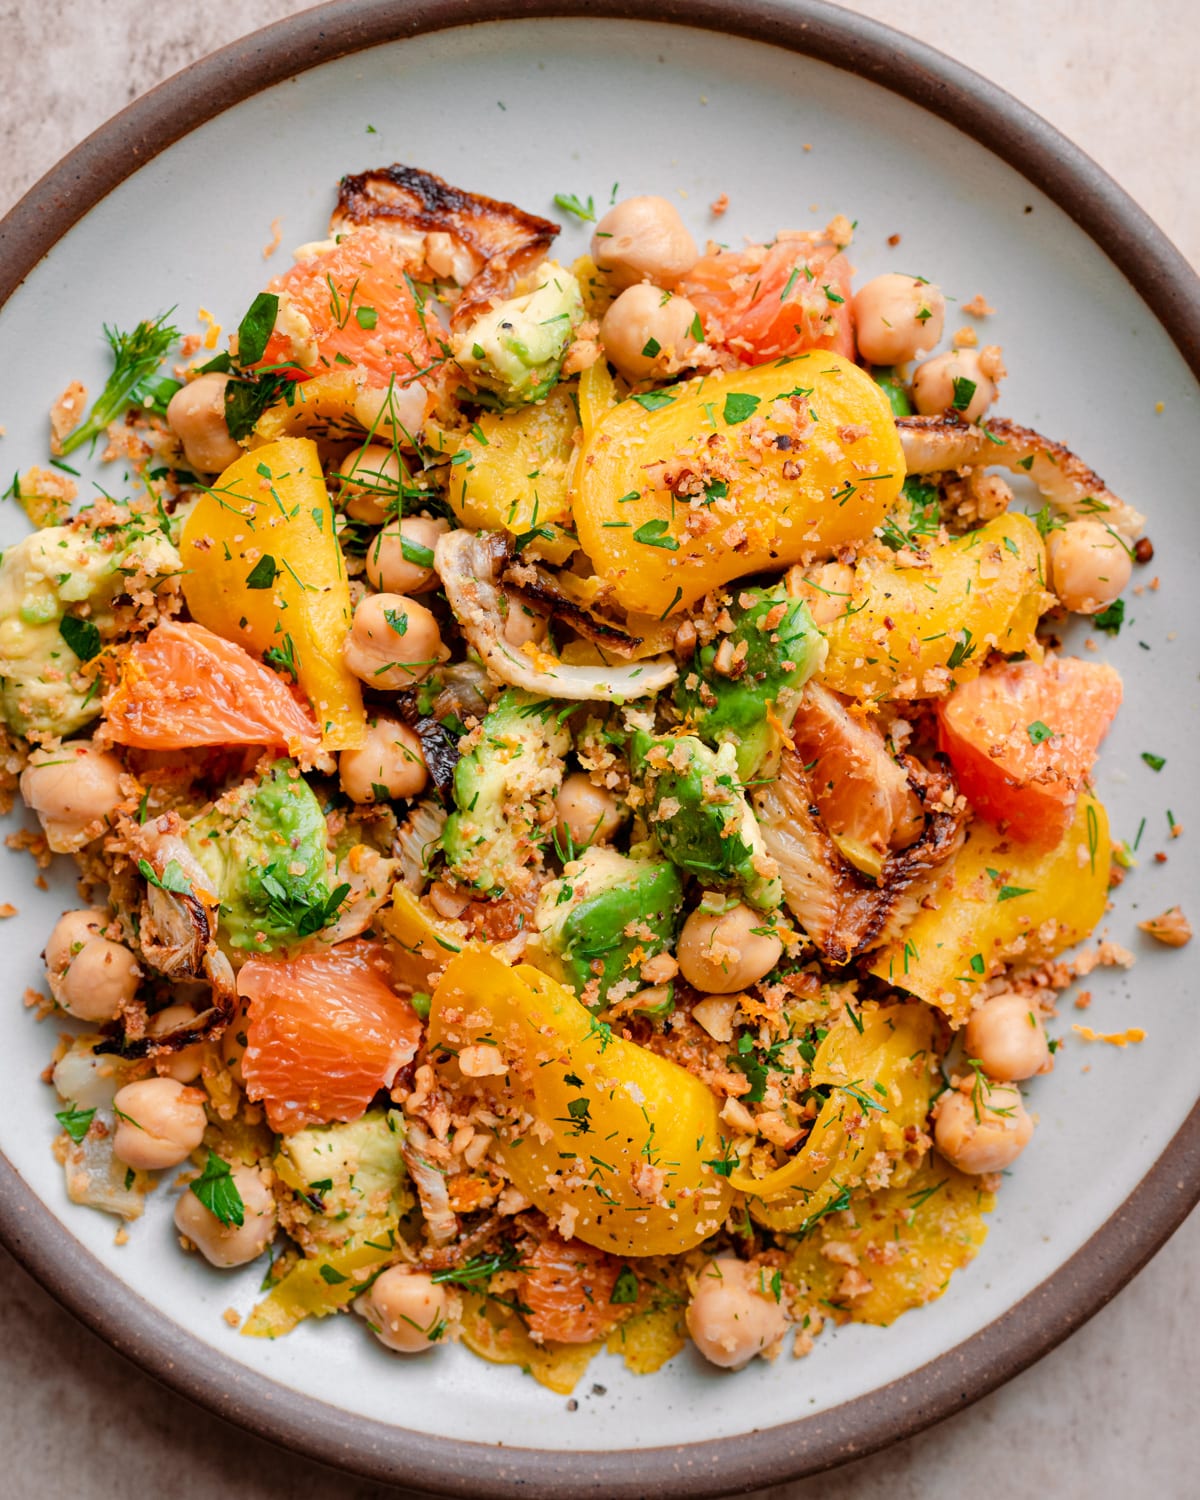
{"left": 60, "top": 312, "right": 180, "bottom": 455}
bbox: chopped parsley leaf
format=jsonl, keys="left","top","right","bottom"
{"left": 244, "top": 554, "right": 278, "bottom": 589}
{"left": 189, "top": 1150, "right": 245, "bottom": 1228}
{"left": 59, "top": 615, "right": 101, "bottom": 662}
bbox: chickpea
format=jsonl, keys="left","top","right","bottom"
{"left": 353, "top": 380, "right": 428, "bottom": 445}
{"left": 501, "top": 591, "right": 549, "bottom": 647}
{"left": 20, "top": 741, "right": 127, "bottom": 853}
{"left": 343, "top": 593, "right": 447, "bottom": 690}
{"left": 337, "top": 443, "right": 404, "bottom": 524}
{"left": 149, "top": 1003, "right": 206, "bottom": 1084}
{"left": 45, "top": 908, "right": 109, "bottom": 976}
{"left": 599, "top": 285, "right": 702, "bottom": 382}
{"left": 364, "top": 515, "right": 449, "bottom": 594}
{"left": 591, "top": 195, "right": 699, "bottom": 290}
{"left": 339, "top": 718, "right": 428, "bottom": 803}
{"left": 966, "top": 992, "right": 1052, "bottom": 1082}
{"left": 354, "top": 1267, "right": 452, "bottom": 1353}
{"left": 934, "top": 1078, "right": 1033, "bottom": 1175}
{"left": 852, "top": 273, "right": 945, "bottom": 367}
{"left": 686, "top": 1257, "right": 789, "bottom": 1370}
{"left": 555, "top": 773, "right": 625, "bottom": 850}
{"left": 111, "top": 1077, "right": 207, "bottom": 1172}
{"left": 912, "top": 347, "right": 1001, "bottom": 424}
{"left": 175, "top": 1162, "right": 277, "bottom": 1268}
{"left": 677, "top": 901, "right": 782, "bottom": 994}
{"left": 166, "top": 373, "right": 243, "bottom": 474}
{"left": 1048, "top": 520, "right": 1132, "bottom": 614}
{"left": 46, "top": 909, "right": 140, "bottom": 1023}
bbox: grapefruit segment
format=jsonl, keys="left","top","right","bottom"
{"left": 680, "top": 236, "right": 854, "bottom": 364}
{"left": 790, "top": 684, "right": 923, "bottom": 878}
{"left": 239, "top": 940, "right": 422, "bottom": 1134}
{"left": 262, "top": 228, "right": 436, "bottom": 386}
{"left": 937, "top": 656, "right": 1123, "bottom": 846}
{"left": 104, "top": 620, "right": 322, "bottom": 759}
{"left": 518, "top": 1233, "right": 631, "bottom": 1345}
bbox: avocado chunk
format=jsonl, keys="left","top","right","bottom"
{"left": 276, "top": 1110, "right": 412, "bottom": 1254}
{"left": 0, "top": 522, "right": 180, "bottom": 735}
{"left": 530, "top": 845, "right": 684, "bottom": 1010}
{"left": 675, "top": 585, "right": 826, "bottom": 781}
{"left": 452, "top": 261, "right": 584, "bottom": 407}
{"left": 632, "top": 731, "right": 782, "bottom": 911}
{"left": 185, "top": 758, "right": 337, "bottom": 953}
{"left": 442, "top": 690, "right": 569, "bottom": 895}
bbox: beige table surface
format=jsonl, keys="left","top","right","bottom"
{"left": 1, "top": 2, "right": 1196, "bottom": 1497}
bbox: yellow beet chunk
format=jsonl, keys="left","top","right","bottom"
{"left": 572, "top": 354, "right": 904, "bottom": 617}
{"left": 180, "top": 437, "right": 365, "bottom": 750}
{"left": 787, "top": 1156, "right": 993, "bottom": 1327}
{"left": 378, "top": 885, "right": 470, "bottom": 991}
{"left": 578, "top": 358, "right": 619, "bottom": 440}
{"left": 251, "top": 369, "right": 362, "bottom": 447}
{"left": 573, "top": 253, "right": 615, "bottom": 322}
{"left": 870, "top": 793, "right": 1111, "bottom": 1024}
{"left": 821, "top": 512, "right": 1047, "bottom": 702}
{"left": 731, "top": 1003, "right": 935, "bottom": 1233}
{"left": 605, "top": 1259, "right": 690, "bottom": 1374}
{"left": 458, "top": 1292, "right": 601, "bottom": 1394}
{"left": 449, "top": 385, "right": 578, "bottom": 537}
{"left": 429, "top": 951, "right": 732, "bottom": 1257}
{"left": 242, "top": 1240, "right": 390, "bottom": 1338}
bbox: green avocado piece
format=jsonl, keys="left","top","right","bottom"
{"left": 452, "top": 262, "right": 584, "bottom": 407}
{"left": 185, "top": 759, "right": 334, "bottom": 953}
{"left": 277, "top": 1110, "right": 412, "bottom": 1254}
{"left": 442, "top": 689, "right": 569, "bottom": 895}
{"left": 632, "top": 731, "right": 781, "bottom": 911}
{"left": 531, "top": 845, "right": 684, "bottom": 1010}
{"left": 0, "top": 522, "right": 180, "bottom": 735}
{"left": 872, "top": 366, "right": 913, "bottom": 417}
{"left": 674, "top": 585, "right": 825, "bottom": 781}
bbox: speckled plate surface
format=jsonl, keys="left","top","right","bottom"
{"left": 0, "top": 3, "right": 1197, "bottom": 1494}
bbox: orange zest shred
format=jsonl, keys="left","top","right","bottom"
{"left": 1071, "top": 1024, "right": 1146, "bottom": 1047}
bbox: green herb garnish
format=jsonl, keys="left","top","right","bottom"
{"left": 189, "top": 1150, "right": 245, "bottom": 1228}
{"left": 59, "top": 312, "right": 180, "bottom": 454}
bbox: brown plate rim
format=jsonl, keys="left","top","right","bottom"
{"left": 1, "top": 1, "right": 1198, "bottom": 1494}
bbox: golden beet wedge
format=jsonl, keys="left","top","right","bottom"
{"left": 449, "top": 385, "right": 577, "bottom": 538}
{"left": 730, "top": 1003, "right": 935, "bottom": 1233}
{"left": 572, "top": 353, "right": 904, "bottom": 616}
{"left": 820, "top": 511, "right": 1048, "bottom": 702}
{"left": 870, "top": 793, "right": 1112, "bottom": 1024}
{"left": 180, "top": 436, "right": 364, "bottom": 750}
{"left": 429, "top": 950, "right": 732, "bottom": 1256}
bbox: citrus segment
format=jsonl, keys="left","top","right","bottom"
{"left": 519, "top": 1234, "right": 630, "bottom": 1345}
{"left": 239, "top": 940, "right": 422, "bottom": 1134}
{"left": 938, "top": 656, "right": 1122, "bottom": 845}
{"left": 262, "top": 228, "right": 435, "bottom": 386}
{"left": 103, "top": 620, "right": 322, "bottom": 759}
{"left": 680, "top": 237, "right": 854, "bottom": 364}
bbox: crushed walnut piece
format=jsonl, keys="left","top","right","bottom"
{"left": 49, "top": 381, "right": 87, "bottom": 454}
{"left": 1138, "top": 906, "right": 1192, "bottom": 947}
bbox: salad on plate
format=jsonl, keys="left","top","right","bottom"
{"left": 0, "top": 163, "right": 1185, "bottom": 1387}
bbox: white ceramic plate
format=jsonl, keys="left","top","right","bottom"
{"left": 1, "top": 6, "right": 1197, "bottom": 1494}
